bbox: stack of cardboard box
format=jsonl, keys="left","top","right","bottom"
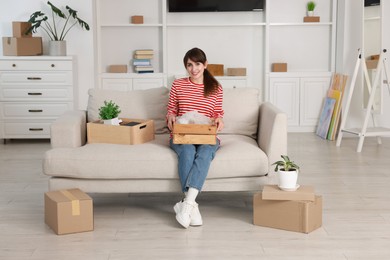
{"left": 2, "top": 21, "right": 42, "bottom": 56}
{"left": 253, "top": 185, "right": 322, "bottom": 233}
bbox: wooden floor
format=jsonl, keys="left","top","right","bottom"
{"left": 1, "top": 133, "right": 390, "bottom": 259}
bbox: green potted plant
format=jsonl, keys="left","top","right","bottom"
{"left": 99, "top": 100, "right": 122, "bottom": 125}
{"left": 272, "top": 155, "right": 300, "bottom": 191}
{"left": 307, "top": 1, "right": 316, "bottom": 16}
{"left": 26, "top": 1, "right": 90, "bottom": 56}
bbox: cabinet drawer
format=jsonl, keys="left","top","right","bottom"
{"left": 102, "top": 78, "right": 133, "bottom": 91}
{"left": 133, "top": 78, "right": 164, "bottom": 90}
{"left": 1, "top": 87, "right": 72, "bottom": 101}
{"left": 1, "top": 103, "right": 71, "bottom": 118}
{"left": 0, "top": 71, "right": 72, "bottom": 85}
{"left": 218, "top": 79, "right": 247, "bottom": 88}
{"left": 0, "top": 60, "right": 72, "bottom": 71}
{"left": 3, "top": 122, "right": 51, "bottom": 137}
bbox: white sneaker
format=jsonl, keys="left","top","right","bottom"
{"left": 173, "top": 200, "right": 203, "bottom": 228}
{"left": 190, "top": 203, "right": 203, "bottom": 226}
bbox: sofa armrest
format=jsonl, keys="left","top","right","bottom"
{"left": 50, "top": 110, "right": 87, "bottom": 148}
{"left": 257, "top": 102, "right": 287, "bottom": 174}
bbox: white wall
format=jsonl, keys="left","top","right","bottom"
{"left": 0, "top": 0, "right": 94, "bottom": 110}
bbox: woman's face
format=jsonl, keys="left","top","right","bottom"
{"left": 185, "top": 58, "right": 208, "bottom": 83}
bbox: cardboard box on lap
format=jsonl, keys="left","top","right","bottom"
{"left": 173, "top": 124, "right": 217, "bottom": 145}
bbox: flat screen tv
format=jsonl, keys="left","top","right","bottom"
{"left": 365, "top": 0, "right": 380, "bottom": 6}
{"left": 168, "top": 0, "right": 264, "bottom": 12}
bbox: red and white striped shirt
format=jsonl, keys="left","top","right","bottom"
{"left": 167, "top": 77, "right": 224, "bottom": 119}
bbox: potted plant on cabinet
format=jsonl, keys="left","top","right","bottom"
{"left": 306, "top": 1, "right": 316, "bottom": 16}
{"left": 272, "top": 155, "right": 300, "bottom": 191}
{"left": 26, "top": 1, "right": 90, "bottom": 56}
{"left": 99, "top": 100, "right": 122, "bottom": 126}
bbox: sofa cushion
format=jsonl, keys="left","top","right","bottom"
{"left": 43, "top": 134, "right": 269, "bottom": 180}
{"left": 220, "top": 88, "right": 260, "bottom": 138}
{"left": 87, "top": 87, "right": 169, "bottom": 134}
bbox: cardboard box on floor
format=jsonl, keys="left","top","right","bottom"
{"left": 87, "top": 118, "right": 155, "bottom": 145}
{"left": 45, "top": 188, "right": 93, "bottom": 235}
{"left": 253, "top": 185, "right": 322, "bottom": 233}
{"left": 172, "top": 124, "right": 217, "bottom": 145}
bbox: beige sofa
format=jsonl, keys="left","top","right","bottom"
{"left": 43, "top": 87, "right": 287, "bottom": 193}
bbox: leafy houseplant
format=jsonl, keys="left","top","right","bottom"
{"left": 272, "top": 155, "right": 300, "bottom": 190}
{"left": 26, "top": 1, "right": 90, "bottom": 55}
{"left": 306, "top": 1, "right": 316, "bottom": 16}
{"left": 99, "top": 100, "right": 122, "bottom": 125}
{"left": 26, "top": 1, "right": 90, "bottom": 41}
{"left": 272, "top": 155, "right": 300, "bottom": 172}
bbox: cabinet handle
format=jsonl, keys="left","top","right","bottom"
{"left": 29, "top": 128, "right": 44, "bottom": 131}
{"left": 28, "top": 92, "right": 42, "bottom": 96}
{"left": 27, "top": 77, "right": 42, "bottom": 80}
{"left": 12, "top": 64, "right": 16, "bottom": 67}
{"left": 28, "top": 109, "right": 43, "bottom": 113}
{"left": 51, "top": 64, "right": 55, "bottom": 67}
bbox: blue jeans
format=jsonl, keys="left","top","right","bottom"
{"left": 170, "top": 139, "right": 220, "bottom": 193}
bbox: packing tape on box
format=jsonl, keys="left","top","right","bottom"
{"left": 60, "top": 190, "right": 80, "bottom": 216}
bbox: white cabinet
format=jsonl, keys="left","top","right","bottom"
{"left": 101, "top": 74, "right": 165, "bottom": 91}
{"left": 0, "top": 56, "right": 74, "bottom": 140}
{"left": 270, "top": 74, "right": 330, "bottom": 132}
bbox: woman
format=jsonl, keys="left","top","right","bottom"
{"left": 167, "top": 47, "right": 224, "bottom": 228}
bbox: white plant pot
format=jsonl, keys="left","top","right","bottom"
{"left": 103, "top": 117, "right": 122, "bottom": 126}
{"left": 307, "top": 11, "right": 314, "bottom": 17}
{"left": 277, "top": 169, "right": 298, "bottom": 189}
{"left": 49, "top": 41, "right": 67, "bottom": 56}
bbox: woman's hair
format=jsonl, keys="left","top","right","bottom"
{"left": 183, "top": 47, "right": 220, "bottom": 97}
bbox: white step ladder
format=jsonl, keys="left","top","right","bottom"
{"left": 336, "top": 48, "right": 390, "bottom": 152}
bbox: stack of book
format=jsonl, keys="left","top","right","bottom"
{"left": 133, "top": 49, "right": 154, "bottom": 73}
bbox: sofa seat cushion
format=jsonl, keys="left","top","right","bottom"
{"left": 43, "top": 134, "right": 269, "bottom": 180}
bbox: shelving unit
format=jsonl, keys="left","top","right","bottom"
{"left": 94, "top": 0, "right": 264, "bottom": 91}
{"left": 94, "top": 0, "right": 337, "bottom": 132}
{"left": 94, "top": 0, "right": 166, "bottom": 89}
{"left": 266, "top": 0, "right": 337, "bottom": 132}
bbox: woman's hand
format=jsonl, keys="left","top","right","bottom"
{"left": 167, "top": 115, "right": 176, "bottom": 131}
{"left": 213, "top": 118, "right": 224, "bottom": 132}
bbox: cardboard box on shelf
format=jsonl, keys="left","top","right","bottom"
{"left": 226, "top": 68, "right": 247, "bottom": 76}
{"left": 173, "top": 124, "right": 217, "bottom": 145}
{"left": 366, "top": 60, "right": 378, "bottom": 70}
{"left": 45, "top": 188, "right": 93, "bottom": 235}
{"left": 87, "top": 118, "right": 155, "bottom": 145}
{"left": 131, "top": 15, "right": 144, "bottom": 24}
{"left": 253, "top": 192, "right": 322, "bottom": 233}
{"left": 272, "top": 63, "right": 287, "bottom": 72}
{"left": 2, "top": 37, "right": 42, "bottom": 56}
{"left": 207, "top": 64, "right": 224, "bottom": 76}
{"left": 370, "top": 54, "right": 380, "bottom": 60}
{"left": 303, "top": 16, "right": 320, "bottom": 23}
{"left": 12, "top": 21, "right": 32, "bottom": 37}
{"left": 108, "top": 64, "right": 128, "bottom": 73}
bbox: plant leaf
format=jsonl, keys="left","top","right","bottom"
{"left": 47, "top": 1, "right": 66, "bottom": 19}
